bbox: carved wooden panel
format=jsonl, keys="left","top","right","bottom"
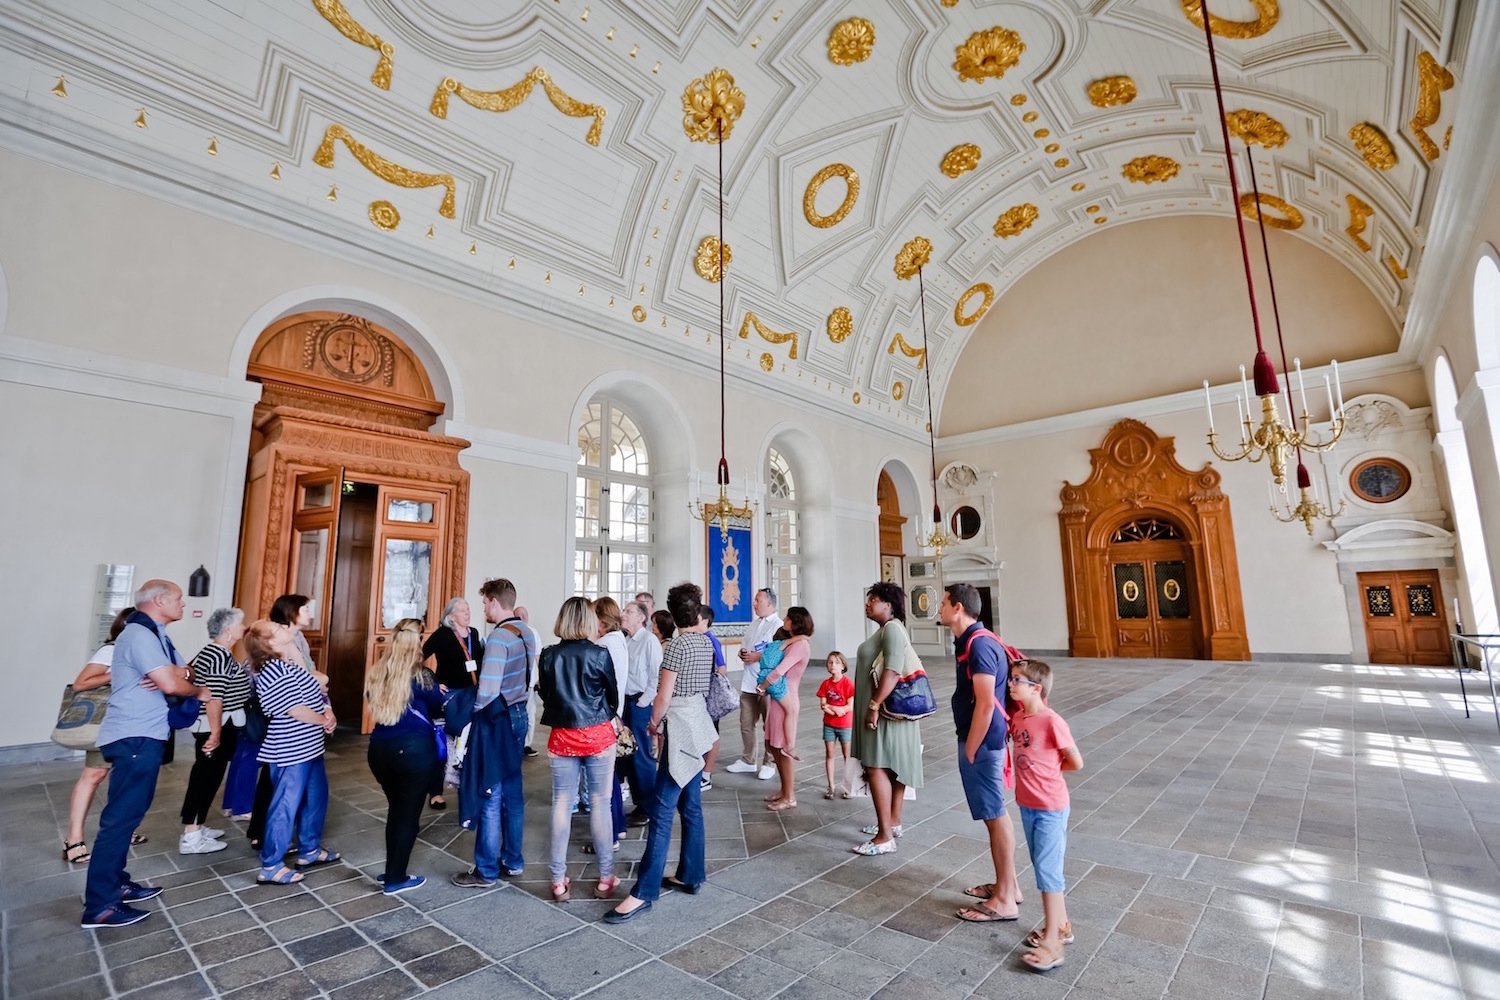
{"left": 877, "top": 469, "right": 908, "bottom": 556}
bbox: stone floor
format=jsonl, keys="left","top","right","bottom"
{"left": 4, "top": 656, "right": 1500, "bottom": 999}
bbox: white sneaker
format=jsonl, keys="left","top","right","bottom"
{"left": 200, "top": 827, "right": 226, "bottom": 840}
{"left": 179, "top": 830, "right": 228, "bottom": 855}
{"left": 726, "top": 759, "right": 758, "bottom": 774}
{"left": 757, "top": 764, "right": 776, "bottom": 780}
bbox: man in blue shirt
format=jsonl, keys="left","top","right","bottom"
{"left": 940, "top": 582, "right": 1021, "bottom": 924}
{"left": 82, "top": 579, "right": 213, "bottom": 928}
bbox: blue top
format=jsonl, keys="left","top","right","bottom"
{"left": 97, "top": 618, "right": 182, "bottom": 745}
{"left": 706, "top": 631, "right": 726, "bottom": 669}
{"left": 951, "top": 622, "right": 1009, "bottom": 751}
{"left": 256, "top": 658, "right": 328, "bottom": 765}
{"left": 370, "top": 678, "right": 447, "bottom": 744}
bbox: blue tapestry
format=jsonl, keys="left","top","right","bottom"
{"left": 705, "top": 523, "right": 753, "bottom": 626}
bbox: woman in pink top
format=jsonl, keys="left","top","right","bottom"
{"left": 757, "top": 606, "right": 815, "bottom": 811}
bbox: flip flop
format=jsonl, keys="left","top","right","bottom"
{"left": 294, "top": 848, "right": 340, "bottom": 869}
{"left": 957, "top": 902, "right": 1019, "bottom": 922}
{"left": 1022, "top": 944, "right": 1066, "bottom": 972}
{"left": 1023, "top": 922, "right": 1075, "bottom": 948}
{"left": 257, "top": 865, "right": 304, "bottom": 885}
{"left": 767, "top": 799, "right": 797, "bottom": 811}
{"left": 965, "top": 883, "right": 1024, "bottom": 905}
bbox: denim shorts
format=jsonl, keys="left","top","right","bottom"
{"left": 956, "top": 743, "right": 1007, "bottom": 821}
{"left": 822, "top": 724, "right": 850, "bottom": 744}
{"left": 1019, "top": 805, "right": 1069, "bottom": 893}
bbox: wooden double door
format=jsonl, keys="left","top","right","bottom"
{"left": 1357, "top": 570, "right": 1452, "bottom": 666}
{"left": 1109, "top": 538, "right": 1199, "bottom": 659}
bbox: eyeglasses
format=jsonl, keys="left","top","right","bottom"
{"left": 1007, "top": 676, "right": 1042, "bottom": 688}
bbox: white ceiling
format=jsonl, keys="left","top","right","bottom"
{"left": 0, "top": 0, "right": 1475, "bottom": 436}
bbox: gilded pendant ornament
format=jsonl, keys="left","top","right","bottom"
{"left": 803, "top": 163, "right": 861, "bottom": 228}
{"left": 827, "top": 307, "right": 854, "bottom": 343}
{"left": 891, "top": 381, "right": 906, "bottom": 401}
{"left": 1410, "top": 51, "right": 1454, "bottom": 161}
{"left": 954, "top": 283, "right": 994, "bottom": 326}
{"left": 1180, "top": 0, "right": 1279, "bottom": 39}
{"left": 694, "top": 236, "right": 732, "bottom": 282}
{"left": 1087, "top": 76, "right": 1136, "bottom": 108}
{"left": 682, "top": 68, "right": 746, "bottom": 143}
{"left": 1122, "top": 155, "right": 1179, "bottom": 184}
{"left": 1239, "top": 193, "right": 1303, "bottom": 230}
{"left": 941, "top": 144, "right": 981, "bottom": 179}
{"left": 827, "top": 17, "right": 876, "bottom": 65}
{"left": 759, "top": 353, "right": 775, "bottom": 372}
{"left": 1345, "top": 194, "right": 1373, "bottom": 252}
{"left": 993, "top": 203, "right": 1038, "bottom": 239}
{"left": 431, "top": 69, "right": 606, "bottom": 146}
{"left": 887, "top": 333, "right": 927, "bottom": 369}
{"left": 1225, "top": 109, "right": 1288, "bottom": 148}
{"left": 367, "top": 200, "right": 400, "bottom": 231}
{"left": 312, "top": 0, "right": 395, "bottom": 90}
{"left": 893, "top": 236, "right": 933, "bottom": 280}
{"left": 953, "top": 26, "right": 1025, "bottom": 84}
{"left": 1349, "top": 123, "right": 1396, "bottom": 170}
{"left": 313, "top": 125, "right": 456, "bottom": 218}
{"left": 739, "top": 313, "right": 800, "bottom": 360}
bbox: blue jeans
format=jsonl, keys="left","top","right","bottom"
{"left": 623, "top": 700, "right": 657, "bottom": 814}
{"left": 84, "top": 737, "right": 164, "bottom": 916}
{"left": 474, "top": 702, "right": 528, "bottom": 877}
{"left": 630, "top": 731, "right": 704, "bottom": 901}
{"left": 549, "top": 750, "right": 616, "bottom": 881}
{"left": 261, "top": 758, "right": 328, "bottom": 869}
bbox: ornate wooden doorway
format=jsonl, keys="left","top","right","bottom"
{"left": 235, "top": 312, "right": 470, "bottom": 729}
{"left": 1108, "top": 518, "right": 1198, "bottom": 658}
{"left": 1357, "top": 570, "right": 1453, "bottom": 665}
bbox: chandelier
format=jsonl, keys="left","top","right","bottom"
{"left": 894, "top": 235, "right": 955, "bottom": 560}
{"left": 683, "top": 69, "right": 756, "bottom": 540}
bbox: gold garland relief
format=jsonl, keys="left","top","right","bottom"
{"left": 803, "top": 163, "right": 860, "bottom": 228}
{"left": 682, "top": 68, "right": 746, "bottom": 144}
{"left": 313, "top": 125, "right": 456, "bottom": 218}
{"left": 367, "top": 200, "right": 400, "bottom": 231}
{"left": 1225, "top": 109, "right": 1288, "bottom": 148}
{"left": 1239, "top": 193, "right": 1303, "bottom": 230}
{"left": 827, "top": 17, "right": 876, "bottom": 66}
{"left": 1345, "top": 193, "right": 1374, "bottom": 253}
{"left": 430, "top": 69, "right": 607, "bottom": 146}
{"left": 894, "top": 236, "right": 933, "bottom": 280}
{"left": 993, "top": 203, "right": 1038, "bottom": 238}
{"left": 694, "top": 236, "right": 732, "bottom": 282}
{"left": 1180, "top": 0, "right": 1279, "bottom": 39}
{"left": 887, "top": 332, "right": 927, "bottom": 369}
{"left": 954, "top": 26, "right": 1025, "bottom": 83}
{"left": 954, "top": 283, "right": 994, "bottom": 326}
{"left": 1087, "top": 76, "right": 1136, "bottom": 108}
{"left": 312, "top": 0, "right": 394, "bottom": 89}
{"left": 827, "top": 307, "right": 853, "bottom": 343}
{"left": 1349, "top": 123, "right": 1396, "bottom": 171}
{"left": 1122, "top": 154, "right": 1180, "bottom": 184}
{"left": 1410, "top": 51, "right": 1454, "bottom": 162}
{"left": 739, "top": 312, "right": 800, "bottom": 360}
{"left": 941, "top": 144, "right": 981, "bottom": 178}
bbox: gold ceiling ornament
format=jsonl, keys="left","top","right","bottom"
{"left": 1071, "top": 181, "right": 1086, "bottom": 191}
{"left": 1094, "top": 215, "right": 1108, "bottom": 224}
{"left": 1087, "top": 76, "right": 1136, "bottom": 108}
{"left": 426, "top": 224, "right": 434, "bottom": 239}
{"left": 469, "top": 242, "right": 478, "bottom": 255}
{"left": 312, "top": 0, "right": 394, "bottom": 90}
{"left": 893, "top": 236, "right": 933, "bottom": 280}
{"left": 1086, "top": 204, "right": 1101, "bottom": 213}
{"left": 826, "top": 306, "right": 854, "bottom": 342}
{"left": 993, "top": 202, "right": 1039, "bottom": 238}
{"left": 207, "top": 136, "right": 219, "bottom": 156}
{"left": 954, "top": 26, "right": 1025, "bottom": 84}
{"left": 694, "top": 236, "right": 732, "bottom": 282}
{"left": 1054, "top": 157, "right": 1070, "bottom": 168}
{"left": 313, "top": 124, "right": 457, "bottom": 218}
{"left": 892, "top": 380, "right": 906, "bottom": 401}
{"left": 682, "top": 68, "right": 746, "bottom": 143}
{"left": 1034, "top": 128, "right": 1050, "bottom": 139}
{"left": 1238, "top": 192, "right": 1302, "bottom": 230}
{"left": 739, "top": 312, "right": 800, "bottom": 360}
{"left": 1044, "top": 142, "right": 1060, "bottom": 154}
{"left": 851, "top": 391, "right": 862, "bottom": 404}
{"left": 803, "top": 163, "right": 861, "bottom": 228}
{"left": 269, "top": 162, "right": 282, "bottom": 180}
{"left": 1122, "top": 154, "right": 1180, "bottom": 184}
{"left": 941, "top": 0, "right": 959, "bottom": 6}
{"left": 1345, "top": 193, "right": 1374, "bottom": 252}
{"left": 759, "top": 352, "right": 775, "bottom": 372}
{"left": 887, "top": 332, "right": 927, "bottom": 369}
{"left": 1349, "top": 122, "right": 1396, "bottom": 170}
{"left": 368, "top": 200, "right": 400, "bottom": 230}
{"left": 134, "top": 108, "right": 148, "bottom": 128}
{"left": 430, "top": 69, "right": 606, "bottom": 146}
{"left": 940, "top": 144, "right": 981, "bottom": 178}
{"left": 631, "top": 305, "right": 647, "bottom": 322}
{"left": 327, "top": 184, "right": 338, "bottom": 201}
{"left": 953, "top": 282, "right": 994, "bottom": 326}
{"left": 1410, "top": 51, "right": 1454, "bottom": 161}
{"left": 51, "top": 75, "right": 67, "bottom": 98}
{"left": 1386, "top": 254, "right": 1408, "bottom": 280}
{"left": 1444, "top": 125, "right": 1452, "bottom": 150}
{"left": 1010, "top": 94, "right": 1027, "bottom": 106}
{"left": 827, "top": 17, "right": 876, "bottom": 66}
{"left": 1225, "top": 109, "right": 1288, "bottom": 148}
{"left": 1180, "top": 0, "right": 1279, "bottom": 40}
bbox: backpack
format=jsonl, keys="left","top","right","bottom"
{"left": 957, "top": 627, "right": 1021, "bottom": 789}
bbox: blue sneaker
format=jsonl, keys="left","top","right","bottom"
{"left": 120, "top": 881, "right": 163, "bottom": 902}
{"left": 383, "top": 875, "right": 426, "bottom": 896}
{"left": 81, "top": 903, "right": 151, "bottom": 928}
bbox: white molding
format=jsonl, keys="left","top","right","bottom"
{"left": 1322, "top": 518, "right": 1456, "bottom": 560}
{"left": 446, "top": 421, "right": 577, "bottom": 474}
{"left": 831, "top": 497, "right": 880, "bottom": 522}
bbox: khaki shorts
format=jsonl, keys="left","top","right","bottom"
{"left": 84, "top": 748, "right": 108, "bottom": 769}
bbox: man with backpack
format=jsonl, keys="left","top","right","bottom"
{"left": 940, "top": 582, "right": 1021, "bottom": 923}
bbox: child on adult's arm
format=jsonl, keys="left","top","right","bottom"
{"left": 1007, "top": 659, "right": 1083, "bottom": 972}
{"left": 816, "top": 652, "right": 854, "bottom": 799}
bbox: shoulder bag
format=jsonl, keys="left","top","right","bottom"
{"left": 51, "top": 684, "right": 110, "bottom": 750}
{"left": 706, "top": 669, "right": 737, "bottom": 721}
{"left": 873, "top": 630, "right": 937, "bottom": 721}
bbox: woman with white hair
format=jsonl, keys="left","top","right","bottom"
{"left": 422, "top": 597, "right": 482, "bottom": 810}
{"left": 177, "top": 607, "right": 252, "bottom": 854}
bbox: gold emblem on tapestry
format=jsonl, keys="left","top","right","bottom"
{"left": 312, "top": 0, "right": 394, "bottom": 90}
{"left": 430, "top": 69, "right": 606, "bottom": 147}
{"left": 886, "top": 333, "right": 927, "bottom": 369}
{"left": 739, "top": 312, "right": 800, "bottom": 361}
{"left": 313, "top": 125, "right": 456, "bottom": 219}
{"left": 1180, "top": 0, "right": 1279, "bottom": 39}
{"left": 1409, "top": 52, "right": 1454, "bottom": 162}
{"left": 1345, "top": 194, "right": 1374, "bottom": 252}
{"left": 954, "top": 26, "right": 1025, "bottom": 83}
{"left": 721, "top": 534, "right": 742, "bottom": 608}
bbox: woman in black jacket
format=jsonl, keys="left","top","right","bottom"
{"left": 538, "top": 597, "right": 620, "bottom": 902}
{"left": 421, "top": 597, "right": 483, "bottom": 809}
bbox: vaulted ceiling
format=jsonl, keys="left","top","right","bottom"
{"left": 0, "top": 0, "right": 1474, "bottom": 438}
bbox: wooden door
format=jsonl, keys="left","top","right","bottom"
{"left": 1358, "top": 571, "right": 1452, "bottom": 666}
{"left": 286, "top": 467, "right": 344, "bottom": 674}
{"left": 325, "top": 483, "right": 376, "bottom": 726}
{"left": 1109, "top": 536, "right": 1200, "bottom": 659}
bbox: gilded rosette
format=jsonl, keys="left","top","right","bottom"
{"left": 694, "top": 236, "right": 732, "bottom": 282}
{"left": 1180, "top": 0, "right": 1279, "bottom": 39}
{"left": 1087, "top": 76, "right": 1136, "bottom": 108}
{"left": 759, "top": 353, "right": 775, "bottom": 372}
{"left": 1121, "top": 155, "right": 1180, "bottom": 184}
{"left": 682, "top": 68, "right": 745, "bottom": 144}
{"left": 826, "top": 307, "right": 853, "bottom": 343}
{"left": 1225, "top": 109, "right": 1288, "bottom": 148}
{"left": 954, "top": 26, "right": 1025, "bottom": 84}
{"left": 1238, "top": 193, "right": 1303, "bottom": 230}
{"left": 940, "top": 144, "right": 981, "bottom": 178}
{"left": 993, "top": 203, "right": 1038, "bottom": 238}
{"left": 367, "top": 200, "right": 400, "bottom": 230}
{"left": 827, "top": 17, "right": 876, "bottom": 66}
{"left": 1349, "top": 123, "right": 1396, "bottom": 170}
{"left": 893, "top": 236, "right": 933, "bottom": 280}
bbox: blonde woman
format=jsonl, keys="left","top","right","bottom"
{"left": 365, "top": 618, "right": 444, "bottom": 895}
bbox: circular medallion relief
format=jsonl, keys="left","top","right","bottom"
{"left": 1349, "top": 458, "right": 1410, "bottom": 504}
{"left": 317, "top": 321, "right": 385, "bottom": 383}
{"left": 1112, "top": 434, "right": 1151, "bottom": 468}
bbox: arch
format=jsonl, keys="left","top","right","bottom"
{"left": 759, "top": 421, "right": 837, "bottom": 614}
{"left": 1431, "top": 351, "right": 1461, "bottom": 433}
{"left": 1475, "top": 245, "right": 1500, "bottom": 371}
{"left": 875, "top": 457, "right": 924, "bottom": 553}
{"left": 1428, "top": 351, "right": 1499, "bottom": 635}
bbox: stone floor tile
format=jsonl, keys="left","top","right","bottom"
{"left": 119, "top": 971, "right": 215, "bottom": 999}
{"left": 1261, "top": 973, "right": 1360, "bottom": 999}
{"left": 846, "top": 925, "right": 934, "bottom": 970}
{"left": 407, "top": 944, "right": 489, "bottom": 989}
{"left": 771, "top": 975, "right": 856, "bottom": 1000}
{"left": 501, "top": 925, "right": 650, "bottom": 996}
{"left": 1114, "top": 911, "right": 1193, "bottom": 949}
{"left": 870, "top": 969, "right": 971, "bottom": 1000}
{"left": 110, "top": 949, "right": 201, "bottom": 993}
{"left": 221, "top": 969, "right": 321, "bottom": 1000}
{"left": 807, "top": 950, "right": 903, "bottom": 996}
{"left": 576, "top": 958, "right": 738, "bottom": 999}
{"left": 664, "top": 935, "right": 747, "bottom": 977}
{"left": 708, "top": 952, "right": 803, "bottom": 999}
{"left": 205, "top": 947, "right": 297, "bottom": 993}
{"left": 190, "top": 927, "right": 277, "bottom": 967}
{"left": 264, "top": 906, "right": 346, "bottom": 943}
{"left": 378, "top": 923, "right": 465, "bottom": 963}
{"left": 303, "top": 943, "right": 394, "bottom": 989}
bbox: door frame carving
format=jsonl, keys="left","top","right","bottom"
{"left": 1059, "top": 420, "right": 1249, "bottom": 660}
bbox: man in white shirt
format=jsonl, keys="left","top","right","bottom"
{"left": 726, "top": 588, "right": 783, "bottom": 779}
{"left": 621, "top": 600, "right": 662, "bottom": 823}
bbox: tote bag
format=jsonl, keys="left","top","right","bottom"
{"left": 51, "top": 684, "right": 110, "bottom": 750}
{"left": 872, "top": 629, "right": 937, "bottom": 721}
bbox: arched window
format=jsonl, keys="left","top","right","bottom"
{"left": 575, "top": 399, "right": 652, "bottom": 600}
{"left": 1475, "top": 251, "right": 1500, "bottom": 370}
{"left": 766, "top": 447, "right": 800, "bottom": 607}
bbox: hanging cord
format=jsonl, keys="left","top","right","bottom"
{"left": 716, "top": 116, "right": 729, "bottom": 488}
{"left": 917, "top": 267, "right": 940, "bottom": 528}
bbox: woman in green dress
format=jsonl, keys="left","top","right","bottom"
{"left": 850, "top": 581, "right": 923, "bottom": 855}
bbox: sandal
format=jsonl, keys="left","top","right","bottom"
{"left": 1022, "top": 943, "right": 1066, "bottom": 972}
{"left": 130, "top": 834, "right": 148, "bottom": 846}
{"left": 63, "top": 840, "right": 91, "bottom": 864}
{"left": 850, "top": 839, "right": 897, "bottom": 856}
{"left": 823, "top": 790, "right": 835, "bottom": 800}
{"left": 956, "top": 902, "right": 1018, "bottom": 923}
{"left": 1023, "top": 922, "right": 1074, "bottom": 949}
{"left": 428, "top": 796, "right": 446, "bottom": 811}
{"left": 294, "top": 848, "right": 340, "bottom": 869}
{"left": 964, "top": 883, "right": 1026, "bottom": 906}
{"left": 257, "top": 865, "right": 304, "bottom": 885}
{"left": 767, "top": 799, "right": 797, "bottom": 811}
{"left": 594, "top": 874, "right": 619, "bottom": 900}
{"left": 860, "top": 824, "right": 902, "bottom": 838}
{"left": 551, "top": 877, "right": 571, "bottom": 902}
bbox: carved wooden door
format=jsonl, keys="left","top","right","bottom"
{"left": 1108, "top": 519, "right": 1200, "bottom": 659}
{"left": 1358, "top": 571, "right": 1452, "bottom": 666}
{"left": 286, "top": 467, "right": 345, "bottom": 677}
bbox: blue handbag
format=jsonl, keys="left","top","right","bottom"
{"left": 166, "top": 695, "right": 202, "bottom": 730}
{"left": 755, "top": 641, "right": 789, "bottom": 701}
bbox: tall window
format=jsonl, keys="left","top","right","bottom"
{"left": 766, "top": 447, "right": 800, "bottom": 607}
{"left": 575, "top": 400, "right": 652, "bottom": 600}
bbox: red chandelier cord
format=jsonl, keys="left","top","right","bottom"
{"left": 917, "top": 268, "right": 940, "bottom": 528}
{"left": 716, "top": 116, "right": 729, "bottom": 488}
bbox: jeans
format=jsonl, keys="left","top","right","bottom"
{"left": 181, "top": 724, "right": 239, "bottom": 825}
{"left": 84, "top": 737, "right": 165, "bottom": 916}
{"left": 221, "top": 733, "right": 259, "bottom": 816}
{"left": 623, "top": 700, "right": 657, "bottom": 814}
{"left": 369, "top": 734, "right": 437, "bottom": 883}
{"left": 548, "top": 750, "right": 616, "bottom": 881}
{"left": 630, "top": 729, "right": 705, "bottom": 902}
{"left": 261, "top": 758, "right": 328, "bottom": 869}
{"left": 474, "top": 701, "right": 528, "bottom": 877}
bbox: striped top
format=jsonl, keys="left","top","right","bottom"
{"left": 255, "top": 658, "right": 328, "bottom": 765}
{"left": 662, "top": 631, "right": 714, "bottom": 697}
{"left": 191, "top": 643, "right": 252, "bottom": 717}
{"left": 478, "top": 619, "right": 534, "bottom": 709}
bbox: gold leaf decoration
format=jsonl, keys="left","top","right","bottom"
{"left": 739, "top": 312, "right": 800, "bottom": 360}
{"left": 893, "top": 236, "right": 933, "bottom": 280}
{"left": 827, "top": 17, "right": 876, "bottom": 66}
{"left": 887, "top": 332, "right": 927, "bottom": 369}
{"left": 682, "top": 68, "right": 745, "bottom": 143}
{"left": 631, "top": 305, "right": 647, "bottom": 322}
{"left": 1349, "top": 122, "right": 1396, "bottom": 170}
{"left": 1054, "top": 157, "right": 1070, "bottom": 168}
{"left": 954, "top": 283, "right": 994, "bottom": 326}
{"left": 941, "top": 144, "right": 981, "bottom": 178}
{"left": 1239, "top": 192, "right": 1303, "bottom": 230}
{"left": 892, "top": 380, "right": 906, "bottom": 401}
{"left": 827, "top": 306, "right": 854, "bottom": 343}
{"left": 431, "top": 69, "right": 606, "bottom": 146}
{"left": 803, "top": 163, "right": 861, "bottom": 228}
{"left": 852, "top": 391, "right": 862, "bottom": 404}
{"left": 759, "top": 352, "right": 775, "bottom": 372}
{"left": 312, "top": 0, "right": 394, "bottom": 89}
{"left": 1122, "top": 155, "right": 1180, "bottom": 184}
{"left": 1386, "top": 254, "right": 1408, "bottom": 280}
{"left": 1345, "top": 193, "right": 1373, "bottom": 252}
{"left": 1180, "top": 0, "right": 1279, "bottom": 39}
{"left": 1087, "top": 76, "right": 1136, "bottom": 108}
{"left": 1010, "top": 94, "right": 1027, "bottom": 106}
{"left": 51, "top": 75, "right": 67, "bottom": 98}
{"left": 954, "top": 26, "right": 1025, "bottom": 84}
{"left": 1410, "top": 51, "right": 1454, "bottom": 161}
{"left": 1044, "top": 143, "right": 1060, "bottom": 154}
{"left": 367, "top": 200, "right": 400, "bottom": 230}
{"left": 694, "top": 236, "right": 732, "bottom": 282}
{"left": 1225, "top": 109, "right": 1288, "bottom": 148}
{"left": 313, "top": 125, "right": 456, "bottom": 218}
{"left": 1022, "top": 111, "right": 1039, "bottom": 124}
{"left": 993, "top": 203, "right": 1038, "bottom": 238}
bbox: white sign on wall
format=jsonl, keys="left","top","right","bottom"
{"left": 93, "top": 563, "right": 134, "bottom": 647}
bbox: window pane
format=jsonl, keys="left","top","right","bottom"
{"left": 301, "top": 482, "right": 333, "bottom": 509}
{"left": 607, "top": 550, "right": 650, "bottom": 603}
{"left": 609, "top": 410, "right": 650, "bottom": 476}
{"left": 575, "top": 548, "right": 602, "bottom": 598}
{"left": 576, "top": 477, "right": 601, "bottom": 539}
{"left": 577, "top": 403, "right": 602, "bottom": 467}
{"left": 381, "top": 539, "right": 432, "bottom": 628}
{"left": 387, "top": 498, "right": 434, "bottom": 523}
{"left": 768, "top": 448, "right": 796, "bottom": 501}
{"left": 292, "top": 528, "right": 329, "bottom": 630}
{"left": 609, "top": 481, "right": 651, "bottom": 543}
{"left": 771, "top": 561, "right": 799, "bottom": 609}
{"left": 770, "top": 509, "right": 798, "bottom": 556}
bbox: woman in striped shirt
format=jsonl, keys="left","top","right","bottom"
{"left": 178, "top": 608, "right": 252, "bottom": 855}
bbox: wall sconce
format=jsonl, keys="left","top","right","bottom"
{"left": 188, "top": 565, "right": 211, "bottom": 598}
